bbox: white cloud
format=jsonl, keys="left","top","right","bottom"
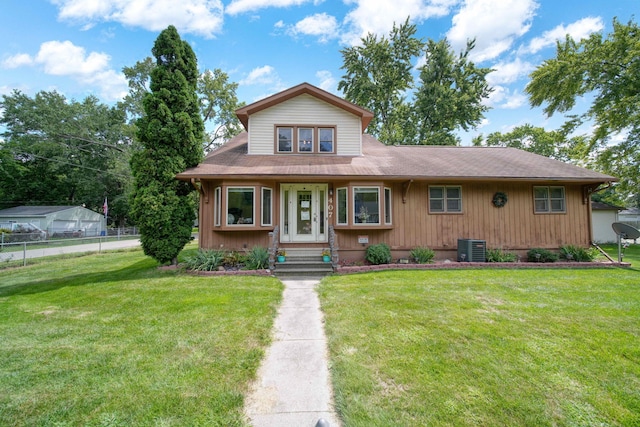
{"left": 525, "top": 16, "right": 604, "bottom": 54}
{"left": 289, "top": 13, "right": 339, "bottom": 43}
{"left": 240, "top": 65, "right": 278, "bottom": 85}
{"left": 2, "top": 53, "right": 34, "bottom": 69}
{"left": 486, "top": 85, "right": 507, "bottom": 106}
{"left": 52, "top": 0, "right": 224, "bottom": 38}
{"left": 501, "top": 90, "right": 527, "bottom": 109}
{"left": 447, "top": 0, "right": 538, "bottom": 62}
{"left": 316, "top": 70, "right": 336, "bottom": 92}
{"left": 4, "top": 40, "right": 127, "bottom": 101}
{"left": 487, "top": 85, "right": 527, "bottom": 109}
{"left": 226, "top": 0, "right": 312, "bottom": 16}
{"left": 36, "top": 41, "right": 110, "bottom": 76}
{"left": 341, "top": 0, "right": 458, "bottom": 46}
{"left": 486, "top": 58, "right": 534, "bottom": 85}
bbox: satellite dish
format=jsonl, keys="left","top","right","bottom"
{"left": 612, "top": 222, "right": 640, "bottom": 240}
{"left": 611, "top": 222, "right": 640, "bottom": 263}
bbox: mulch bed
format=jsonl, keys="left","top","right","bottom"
{"left": 161, "top": 260, "right": 631, "bottom": 276}
{"left": 335, "top": 260, "right": 630, "bottom": 274}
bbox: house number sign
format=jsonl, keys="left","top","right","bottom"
{"left": 328, "top": 193, "right": 333, "bottom": 218}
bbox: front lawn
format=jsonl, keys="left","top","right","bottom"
{"left": 319, "top": 268, "right": 640, "bottom": 426}
{"left": 0, "top": 247, "right": 282, "bottom": 426}
{"left": 600, "top": 242, "right": 640, "bottom": 267}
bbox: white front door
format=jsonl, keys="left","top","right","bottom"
{"left": 280, "top": 184, "right": 327, "bottom": 243}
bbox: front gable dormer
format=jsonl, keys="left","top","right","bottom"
{"left": 235, "top": 83, "right": 373, "bottom": 156}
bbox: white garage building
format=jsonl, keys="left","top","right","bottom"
{"left": 0, "top": 205, "right": 106, "bottom": 237}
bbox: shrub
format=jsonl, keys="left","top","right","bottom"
{"left": 560, "top": 245, "right": 597, "bottom": 262}
{"left": 184, "top": 249, "right": 225, "bottom": 271}
{"left": 244, "top": 246, "right": 269, "bottom": 270}
{"left": 366, "top": 243, "right": 392, "bottom": 265}
{"left": 527, "top": 248, "right": 559, "bottom": 263}
{"left": 223, "top": 251, "right": 245, "bottom": 268}
{"left": 410, "top": 246, "right": 435, "bottom": 264}
{"left": 486, "top": 248, "right": 517, "bottom": 263}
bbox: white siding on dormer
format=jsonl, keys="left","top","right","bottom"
{"left": 247, "top": 94, "right": 362, "bottom": 156}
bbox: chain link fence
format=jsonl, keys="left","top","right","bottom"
{"left": 0, "top": 228, "right": 140, "bottom": 267}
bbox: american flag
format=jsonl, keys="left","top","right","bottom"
{"left": 103, "top": 198, "right": 108, "bottom": 218}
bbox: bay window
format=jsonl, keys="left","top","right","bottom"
{"left": 262, "top": 187, "right": 272, "bottom": 225}
{"left": 354, "top": 187, "right": 380, "bottom": 224}
{"left": 227, "top": 187, "right": 254, "bottom": 225}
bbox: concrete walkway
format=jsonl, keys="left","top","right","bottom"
{"left": 245, "top": 279, "right": 341, "bottom": 427}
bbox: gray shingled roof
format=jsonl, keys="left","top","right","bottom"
{"left": 0, "top": 206, "right": 79, "bottom": 216}
{"left": 591, "top": 201, "right": 624, "bottom": 211}
{"left": 177, "top": 132, "right": 616, "bottom": 184}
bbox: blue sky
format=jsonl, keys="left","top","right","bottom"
{"left": 1, "top": 0, "right": 637, "bottom": 144}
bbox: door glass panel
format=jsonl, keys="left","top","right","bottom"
{"left": 319, "top": 189, "right": 325, "bottom": 234}
{"left": 297, "top": 191, "right": 312, "bottom": 235}
{"left": 284, "top": 190, "right": 290, "bottom": 234}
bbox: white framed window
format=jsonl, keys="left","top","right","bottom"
{"left": 319, "top": 128, "right": 334, "bottom": 153}
{"left": 354, "top": 187, "right": 380, "bottom": 225}
{"left": 429, "top": 186, "right": 462, "bottom": 213}
{"left": 226, "top": 187, "right": 254, "bottom": 225}
{"left": 275, "top": 125, "right": 336, "bottom": 154}
{"left": 336, "top": 187, "right": 348, "bottom": 225}
{"left": 384, "top": 187, "right": 392, "bottom": 224}
{"left": 262, "top": 187, "right": 272, "bottom": 226}
{"left": 214, "top": 187, "right": 221, "bottom": 226}
{"left": 534, "top": 186, "right": 565, "bottom": 213}
{"left": 298, "top": 128, "right": 313, "bottom": 152}
{"left": 277, "top": 127, "right": 293, "bottom": 152}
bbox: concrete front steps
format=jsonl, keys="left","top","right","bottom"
{"left": 274, "top": 248, "right": 334, "bottom": 279}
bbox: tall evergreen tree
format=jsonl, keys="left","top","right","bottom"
{"left": 130, "top": 25, "right": 204, "bottom": 265}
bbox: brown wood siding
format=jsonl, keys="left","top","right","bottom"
{"left": 198, "top": 179, "right": 277, "bottom": 251}
{"left": 334, "top": 181, "right": 591, "bottom": 252}
{"left": 197, "top": 178, "right": 591, "bottom": 254}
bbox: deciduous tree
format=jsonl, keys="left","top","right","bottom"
{"left": 414, "top": 39, "right": 493, "bottom": 145}
{"left": 338, "top": 19, "right": 492, "bottom": 146}
{"left": 198, "top": 68, "right": 244, "bottom": 152}
{"left": 526, "top": 18, "right": 640, "bottom": 205}
{"left": 472, "top": 124, "right": 588, "bottom": 162}
{"left": 130, "top": 25, "right": 204, "bottom": 265}
{"left": 0, "top": 90, "right": 130, "bottom": 219}
{"left": 121, "top": 58, "right": 243, "bottom": 153}
{"left": 338, "top": 18, "right": 424, "bottom": 145}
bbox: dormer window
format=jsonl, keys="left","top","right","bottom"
{"left": 298, "top": 128, "right": 313, "bottom": 152}
{"left": 319, "top": 128, "right": 334, "bottom": 153}
{"left": 275, "top": 125, "right": 336, "bottom": 154}
{"left": 278, "top": 127, "right": 293, "bottom": 152}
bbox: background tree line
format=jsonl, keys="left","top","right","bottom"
{"left": 1, "top": 17, "right": 638, "bottom": 230}
{"left": 0, "top": 51, "right": 244, "bottom": 225}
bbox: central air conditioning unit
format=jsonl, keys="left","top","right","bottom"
{"left": 457, "top": 239, "right": 486, "bottom": 262}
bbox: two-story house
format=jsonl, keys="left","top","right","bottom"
{"left": 177, "top": 83, "right": 616, "bottom": 261}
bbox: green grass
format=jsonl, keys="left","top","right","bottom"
{"left": 319, "top": 267, "right": 640, "bottom": 426}
{"left": 600, "top": 242, "right": 640, "bottom": 267}
{"left": 0, "top": 246, "right": 283, "bottom": 426}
